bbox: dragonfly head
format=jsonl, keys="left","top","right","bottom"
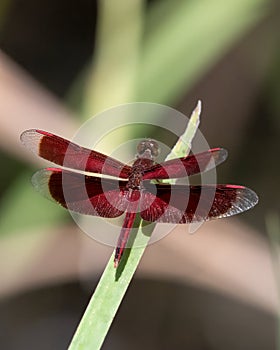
{"left": 137, "top": 139, "right": 160, "bottom": 160}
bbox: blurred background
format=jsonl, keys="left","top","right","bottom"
{"left": 0, "top": 0, "right": 280, "bottom": 349}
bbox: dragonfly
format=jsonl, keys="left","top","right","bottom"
{"left": 21, "top": 129, "right": 258, "bottom": 267}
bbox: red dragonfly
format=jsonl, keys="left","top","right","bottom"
{"left": 21, "top": 129, "right": 258, "bottom": 267}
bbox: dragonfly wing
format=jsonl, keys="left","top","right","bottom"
{"left": 32, "top": 168, "right": 129, "bottom": 217}
{"left": 21, "top": 129, "right": 131, "bottom": 178}
{"left": 140, "top": 183, "right": 258, "bottom": 223}
{"left": 142, "top": 148, "right": 227, "bottom": 180}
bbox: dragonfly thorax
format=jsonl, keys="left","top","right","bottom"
{"left": 126, "top": 171, "right": 142, "bottom": 189}
{"left": 126, "top": 156, "right": 155, "bottom": 190}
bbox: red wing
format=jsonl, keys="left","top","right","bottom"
{"left": 140, "top": 183, "right": 258, "bottom": 223}
{"left": 21, "top": 129, "right": 131, "bottom": 178}
{"left": 142, "top": 148, "right": 227, "bottom": 180}
{"left": 32, "top": 168, "right": 129, "bottom": 217}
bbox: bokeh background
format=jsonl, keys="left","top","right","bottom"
{"left": 0, "top": 0, "right": 280, "bottom": 349}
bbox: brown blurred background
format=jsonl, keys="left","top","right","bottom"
{"left": 0, "top": 0, "right": 280, "bottom": 349}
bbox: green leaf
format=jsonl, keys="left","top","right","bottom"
{"left": 165, "top": 100, "right": 201, "bottom": 160}
{"left": 68, "top": 218, "right": 154, "bottom": 350}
